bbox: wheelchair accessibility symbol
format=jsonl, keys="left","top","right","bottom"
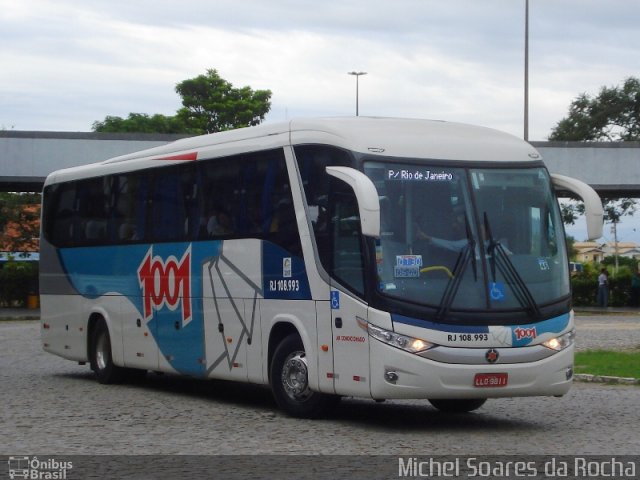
{"left": 331, "top": 291, "right": 340, "bottom": 309}
{"left": 489, "top": 282, "right": 505, "bottom": 302}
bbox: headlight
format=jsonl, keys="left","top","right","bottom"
{"left": 542, "top": 329, "right": 575, "bottom": 351}
{"left": 358, "top": 318, "right": 434, "bottom": 354}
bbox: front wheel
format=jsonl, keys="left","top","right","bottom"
{"left": 270, "top": 334, "right": 336, "bottom": 418}
{"left": 90, "top": 319, "right": 127, "bottom": 384}
{"left": 428, "top": 398, "right": 487, "bottom": 413}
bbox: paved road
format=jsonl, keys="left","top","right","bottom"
{"left": 574, "top": 314, "right": 640, "bottom": 351}
{"left": 1, "top": 318, "right": 639, "bottom": 457}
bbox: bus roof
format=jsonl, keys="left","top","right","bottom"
{"left": 45, "top": 117, "right": 542, "bottom": 185}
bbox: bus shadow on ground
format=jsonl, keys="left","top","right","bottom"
{"left": 57, "top": 370, "right": 539, "bottom": 432}
{"left": 331, "top": 397, "right": 538, "bottom": 432}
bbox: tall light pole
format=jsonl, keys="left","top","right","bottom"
{"left": 347, "top": 71, "right": 367, "bottom": 116}
{"left": 524, "top": 0, "right": 529, "bottom": 141}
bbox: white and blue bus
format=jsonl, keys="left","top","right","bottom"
{"left": 40, "top": 117, "right": 603, "bottom": 417}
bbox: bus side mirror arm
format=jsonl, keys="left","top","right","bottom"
{"left": 326, "top": 166, "right": 380, "bottom": 238}
{"left": 550, "top": 173, "right": 603, "bottom": 240}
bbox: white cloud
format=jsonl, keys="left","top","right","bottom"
{"left": 0, "top": 0, "right": 639, "bottom": 140}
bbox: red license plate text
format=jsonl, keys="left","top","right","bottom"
{"left": 474, "top": 373, "right": 508, "bottom": 388}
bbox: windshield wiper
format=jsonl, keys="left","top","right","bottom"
{"left": 483, "top": 213, "right": 541, "bottom": 318}
{"left": 435, "top": 215, "right": 478, "bottom": 320}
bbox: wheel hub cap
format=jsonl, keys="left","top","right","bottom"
{"left": 281, "top": 351, "right": 311, "bottom": 401}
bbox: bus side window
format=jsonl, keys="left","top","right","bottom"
{"left": 45, "top": 183, "right": 76, "bottom": 246}
{"left": 77, "top": 178, "right": 108, "bottom": 244}
{"left": 149, "top": 165, "right": 190, "bottom": 243}
{"left": 111, "top": 174, "right": 148, "bottom": 243}
{"left": 199, "top": 158, "right": 240, "bottom": 239}
{"left": 197, "top": 149, "right": 302, "bottom": 255}
{"left": 263, "top": 155, "right": 302, "bottom": 256}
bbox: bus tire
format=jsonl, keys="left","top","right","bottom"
{"left": 428, "top": 398, "right": 487, "bottom": 413}
{"left": 270, "top": 334, "right": 334, "bottom": 419}
{"left": 90, "top": 319, "right": 126, "bottom": 384}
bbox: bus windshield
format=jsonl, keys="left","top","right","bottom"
{"left": 364, "top": 162, "right": 569, "bottom": 316}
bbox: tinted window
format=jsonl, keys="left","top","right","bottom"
{"left": 199, "top": 149, "right": 301, "bottom": 255}
{"left": 44, "top": 148, "right": 301, "bottom": 257}
{"left": 44, "top": 183, "right": 76, "bottom": 246}
{"left": 110, "top": 173, "right": 150, "bottom": 243}
{"left": 294, "top": 145, "right": 363, "bottom": 294}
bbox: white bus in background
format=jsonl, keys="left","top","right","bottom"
{"left": 39, "top": 117, "right": 603, "bottom": 417}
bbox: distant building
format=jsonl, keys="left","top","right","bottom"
{"left": 602, "top": 242, "right": 640, "bottom": 260}
{"left": 573, "top": 241, "right": 605, "bottom": 263}
{"left": 574, "top": 241, "right": 640, "bottom": 263}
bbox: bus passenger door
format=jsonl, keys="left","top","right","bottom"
{"left": 330, "top": 289, "right": 370, "bottom": 397}
{"left": 329, "top": 187, "right": 371, "bottom": 397}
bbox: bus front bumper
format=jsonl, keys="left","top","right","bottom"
{"left": 369, "top": 339, "right": 574, "bottom": 400}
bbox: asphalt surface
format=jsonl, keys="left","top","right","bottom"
{"left": 1, "top": 314, "right": 639, "bottom": 459}
{"left": 0, "top": 314, "right": 640, "bottom": 480}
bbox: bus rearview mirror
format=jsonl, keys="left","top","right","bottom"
{"left": 551, "top": 173, "right": 603, "bottom": 240}
{"left": 326, "top": 166, "right": 380, "bottom": 237}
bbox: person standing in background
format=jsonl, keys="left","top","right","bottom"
{"left": 597, "top": 267, "right": 609, "bottom": 308}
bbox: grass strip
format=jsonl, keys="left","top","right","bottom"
{"left": 575, "top": 350, "right": 640, "bottom": 379}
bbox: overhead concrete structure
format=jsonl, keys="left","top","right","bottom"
{"left": 0, "top": 131, "right": 189, "bottom": 191}
{"left": 532, "top": 141, "right": 640, "bottom": 197}
{"left": 1, "top": 130, "right": 639, "bottom": 196}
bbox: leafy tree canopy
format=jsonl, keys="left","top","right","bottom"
{"left": 561, "top": 197, "right": 636, "bottom": 229}
{"left": 176, "top": 69, "right": 272, "bottom": 134}
{"left": 552, "top": 78, "right": 639, "bottom": 230}
{"left": 549, "top": 77, "right": 640, "bottom": 141}
{"left": 92, "top": 69, "right": 272, "bottom": 135}
{"left": 92, "top": 113, "right": 197, "bottom": 134}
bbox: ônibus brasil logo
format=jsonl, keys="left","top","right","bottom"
{"left": 137, "top": 245, "right": 192, "bottom": 326}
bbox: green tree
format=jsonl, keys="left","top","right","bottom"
{"left": 565, "top": 235, "right": 578, "bottom": 260}
{"left": 92, "top": 69, "right": 272, "bottom": 135}
{"left": 551, "top": 78, "right": 638, "bottom": 229}
{"left": 549, "top": 77, "right": 640, "bottom": 141}
{"left": 175, "top": 69, "right": 272, "bottom": 133}
{"left": 92, "top": 113, "right": 196, "bottom": 134}
{"left": 561, "top": 197, "right": 636, "bottom": 228}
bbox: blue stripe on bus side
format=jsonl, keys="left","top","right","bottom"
{"left": 57, "top": 240, "right": 311, "bottom": 376}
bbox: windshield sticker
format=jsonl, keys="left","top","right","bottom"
{"left": 489, "top": 282, "right": 505, "bottom": 302}
{"left": 394, "top": 255, "right": 423, "bottom": 278}
{"left": 396, "top": 255, "right": 422, "bottom": 267}
{"left": 394, "top": 266, "right": 420, "bottom": 278}
{"left": 386, "top": 169, "right": 454, "bottom": 182}
{"left": 537, "top": 258, "right": 550, "bottom": 271}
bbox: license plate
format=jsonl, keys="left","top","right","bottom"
{"left": 474, "top": 373, "right": 508, "bottom": 388}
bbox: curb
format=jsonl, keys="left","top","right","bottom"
{"left": 0, "top": 316, "right": 39, "bottom": 321}
{"left": 574, "top": 373, "right": 640, "bottom": 385}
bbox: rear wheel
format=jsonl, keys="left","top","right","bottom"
{"left": 90, "top": 319, "right": 127, "bottom": 384}
{"left": 270, "top": 334, "right": 336, "bottom": 418}
{"left": 428, "top": 398, "right": 487, "bottom": 413}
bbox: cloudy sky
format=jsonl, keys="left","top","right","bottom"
{"left": 2, "top": 0, "right": 639, "bottom": 138}
{"left": 1, "top": 0, "right": 639, "bottom": 242}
